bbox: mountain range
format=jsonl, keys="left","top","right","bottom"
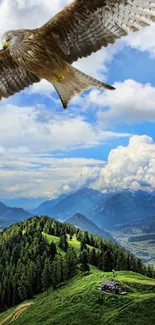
{"left": 32, "top": 188, "right": 155, "bottom": 229}
{"left": 34, "top": 188, "right": 103, "bottom": 219}
{"left": 0, "top": 202, "right": 32, "bottom": 229}
{"left": 0, "top": 197, "right": 47, "bottom": 210}
{"left": 92, "top": 190, "right": 155, "bottom": 228}
{"left": 1, "top": 187, "right": 155, "bottom": 231}
{"left": 33, "top": 193, "right": 67, "bottom": 215}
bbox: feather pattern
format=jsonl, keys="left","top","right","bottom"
{"left": 40, "top": 0, "right": 155, "bottom": 63}
{"left": 0, "top": 50, "right": 39, "bottom": 99}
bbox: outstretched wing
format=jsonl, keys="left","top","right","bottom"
{"left": 0, "top": 50, "right": 39, "bottom": 99}
{"left": 40, "top": 0, "right": 155, "bottom": 63}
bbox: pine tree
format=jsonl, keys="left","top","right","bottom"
{"left": 41, "top": 258, "right": 52, "bottom": 291}
{"left": 89, "top": 248, "right": 98, "bottom": 266}
{"left": 80, "top": 239, "right": 87, "bottom": 251}
{"left": 59, "top": 233, "right": 68, "bottom": 252}
{"left": 116, "top": 251, "right": 127, "bottom": 271}
{"left": 12, "top": 274, "right": 18, "bottom": 306}
{"left": 18, "top": 274, "right": 31, "bottom": 301}
{"left": 83, "top": 231, "right": 89, "bottom": 245}
{"left": 80, "top": 250, "right": 90, "bottom": 274}
{"left": 147, "top": 265, "right": 154, "bottom": 278}
{"left": 51, "top": 257, "right": 61, "bottom": 289}
{"left": 102, "top": 249, "right": 114, "bottom": 272}
{"left": 49, "top": 242, "right": 57, "bottom": 260}
{"left": 135, "top": 258, "right": 143, "bottom": 274}
{"left": 60, "top": 256, "right": 68, "bottom": 282}
{"left": 65, "top": 247, "right": 77, "bottom": 276}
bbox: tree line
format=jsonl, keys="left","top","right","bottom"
{"left": 0, "top": 215, "right": 154, "bottom": 312}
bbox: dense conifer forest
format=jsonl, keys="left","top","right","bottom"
{"left": 0, "top": 216, "right": 154, "bottom": 312}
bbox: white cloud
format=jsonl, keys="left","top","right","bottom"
{"left": 0, "top": 134, "right": 153, "bottom": 198}
{"left": 73, "top": 42, "right": 121, "bottom": 80}
{"left": 86, "top": 79, "right": 155, "bottom": 126}
{"left": 0, "top": 99, "right": 130, "bottom": 198}
{"left": 94, "top": 135, "right": 155, "bottom": 192}
{"left": 0, "top": 0, "right": 69, "bottom": 33}
{"left": 0, "top": 153, "right": 104, "bottom": 198}
{"left": 27, "top": 80, "right": 55, "bottom": 97}
{"left": 0, "top": 103, "right": 130, "bottom": 152}
{"left": 125, "top": 24, "right": 155, "bottom": 57}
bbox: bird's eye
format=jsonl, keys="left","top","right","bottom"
{"left": 6, "top": 37, "right": 11, "bottom": 43}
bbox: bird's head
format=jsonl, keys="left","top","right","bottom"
{"left": 1, "top": 30, "right": 24, "bottom": 50}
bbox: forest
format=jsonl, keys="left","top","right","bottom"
{"left": 0, "top": 215, "right": 154, "bottom": 312}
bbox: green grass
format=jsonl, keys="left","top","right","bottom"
{"left": 67, "top": 234, "right": 81, "bottom": 250}
{"left": 1, "top": 233, "right": 155, "bottom": 324}
{"left": 67, "top": 235, "right": 100, "bottom": 252}
{"left": 42, "top": 233, "right": 81, "bottom": 254}
{"left": 42, "top": 232, "right": 65, "bottom": 255}
{"left": 42, "top": 232, "right": 100, "bottom": 255}
{"left": 1, "top": 268, "right": 155, "bottom": 325}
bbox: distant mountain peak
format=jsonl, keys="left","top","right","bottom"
{"left": 71, "top": 212, "right": 90, "bottom": 221}
{"left": 67, "top": 212, "right": 95, "bottom": 225}
{"left": 0, "top": 201, "right": 32, "bottom": 229}
{"left": 67, "top": 213, "right": 116, "bottom": 243}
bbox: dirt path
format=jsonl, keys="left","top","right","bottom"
{"left": 0, "top": 302, "right": 33, "bottom": 325}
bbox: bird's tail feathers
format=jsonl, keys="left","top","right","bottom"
{"left": 52, "top": 65, "right": 115, "bottom": 109}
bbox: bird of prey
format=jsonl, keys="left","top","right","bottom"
{"left": 1, "top": 0, "right": 155, "bottom": 109}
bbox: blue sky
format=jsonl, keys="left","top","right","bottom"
{"left": 0, "top": 0, "right": 155, "bottom": 199}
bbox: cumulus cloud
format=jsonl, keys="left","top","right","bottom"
{"left": 1, "top": 135, "right": 155, "bottom": 198}
{"left": 27, "top": 80, "right": 55, "bottom": 97}
{"left": 87, "top": 79, "right": 155, "bottom": 126}
{"left": 0, "top": 102, "right": 130, "bottom": 152}
{"left": 94, "top": 135, "right": 155, "bottom": 192}
{"left": 0, "top": 0, "right": 69, "bottom": 33}
{"left": 0, "top": 100, "right": 130, "bottom": 198}
{"left": 0, "top": 153, "right": 104, "bottom": 198}
{"left": 125, "top": 24, "right": 155, "bottom": 58}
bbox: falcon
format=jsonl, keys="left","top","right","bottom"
{"left": 1, "top": 0, "right": 155, "bottom": 109}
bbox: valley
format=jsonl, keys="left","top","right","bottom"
{"left": 111, "top": 228, "right": 155, "bottom": 266}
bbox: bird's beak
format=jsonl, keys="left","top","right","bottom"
{"left": 2, "top": 42, "right": 9, "bottom": 49}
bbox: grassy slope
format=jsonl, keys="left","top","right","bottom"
{"left": 1, "top": 233, "right": 155, "bottom": 325}
{"left": 42, "top": 233, "right": 81, "bottom": 255}
{"left": 0, "top": 268, "right": 155, "bottom": 325}
{"left": 42, "top": 232, "right": 100, "bottom": 253}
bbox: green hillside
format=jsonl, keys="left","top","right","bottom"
{"left": 42, "top": 232, "right": 99, "bottom": 253}
{"left": 0, "top": 216, "right": 155, "bottom": 325}
{"left": 0, "top": 268, "right": 155, "bottom": 325}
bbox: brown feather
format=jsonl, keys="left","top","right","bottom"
{"left": 1, "top": 0, "right": 155, "bottom": 106}
{"left": 39, "top": 0, "right": 155, "bottom": 64}
{"left": 0, "top": 49, "right": 40, "bottom": 100}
